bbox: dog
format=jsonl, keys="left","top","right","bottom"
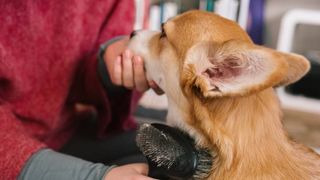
{"left": 128, "top": 10, "right": 320, "bottom": 180}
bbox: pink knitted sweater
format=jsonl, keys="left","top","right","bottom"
{"left": 0, "top": 0, "right": 138, "bottom": 178}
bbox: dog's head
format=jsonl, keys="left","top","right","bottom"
{"left": 128, "top": 10, "right": 309, "bottom": 125}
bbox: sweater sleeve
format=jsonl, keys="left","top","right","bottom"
{"left": 0, "top": 104, "right": 46, "bottom": 178}
{"left": 18, "top": 149, "right": 112, "bottom": 180}
{"left": 68, "top": 0, "right": 141, "bottom": 136}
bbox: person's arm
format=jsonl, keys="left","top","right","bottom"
{"left": 18, "top": 149, "right": 112, "bottom": 180}
{"left": 0, "top": 94, "right": 114, "bottom": 180}
{"left": 19, "top": 149, "right": 155, "bottom": 180}
{"left": 67, "top": 0, "right": 141, "bottom": 136}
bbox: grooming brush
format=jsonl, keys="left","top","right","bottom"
{"left": 136, "top": 123, "right": 214, "bottom": 180}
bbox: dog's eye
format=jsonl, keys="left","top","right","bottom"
{"left": 160, "top": 29, "right": 167, "bottom": 39}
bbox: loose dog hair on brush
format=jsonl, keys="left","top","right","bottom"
{"left": 136, "top": 123, "right": 216, "bottom": 180}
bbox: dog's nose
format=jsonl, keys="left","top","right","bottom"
{"left": 130, "top": 31, "right": 137, "bottom": 39}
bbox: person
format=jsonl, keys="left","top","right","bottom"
{"left": 0, "top": 0, "right": 155, "bottom": 179}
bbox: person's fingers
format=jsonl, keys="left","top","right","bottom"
{"left": 136, "top": 176, "right": 158, "bottom": 180}
{"left": 122, "top": 50, "right": 134, "bottom": 89}
{"left": 112, "top": 56, "right": 122, "bottom": 85}
{"left": 103, "top": 163, "right": 157, "bottom": 180}
{"left": 133, "top": 56, "right": 149, "bottom": 92}
{"left": 131, "top": 163, "right": 149, "bottom": 175}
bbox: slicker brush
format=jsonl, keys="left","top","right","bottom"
{"left": 136, "top": 123, "right": 215, "bottom": 180}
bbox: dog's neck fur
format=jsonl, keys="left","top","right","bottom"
{"left": 168, "top": 87, "right": 319, "bottom": 179}
{"left": 192, "top": 89, "right": 286, "bottom": 157}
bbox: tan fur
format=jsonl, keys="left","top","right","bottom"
{"left": 129, "top": 10, "right": 320, "bottom": 179}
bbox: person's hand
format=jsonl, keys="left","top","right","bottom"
{"left": 104, "top": 36, "right": 149, "bottom": 92}
{"left": 104, "top": 163, "right": 157, "bottom": 180}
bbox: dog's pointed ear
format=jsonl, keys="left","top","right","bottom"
{"left": 181, "top": 40, "right": 310, "bottom": 98}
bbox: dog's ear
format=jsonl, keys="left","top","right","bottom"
{"left": 181, "top": 40, "right": 310, "bottom": 98}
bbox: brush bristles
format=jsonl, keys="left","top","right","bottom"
{"left": 136, "top": 123, "right": 214, "bottom": 179}
{"left": 193, "top": 149, "right": 215, "bottom": 179}
{"left": 136, "top": 123, "right": 186, "bottom": 169}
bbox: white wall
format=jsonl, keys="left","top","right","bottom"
{"left": 264, "top": 0, "right": 320, "bottom": 53}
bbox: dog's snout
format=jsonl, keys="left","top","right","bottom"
{"left": 129, "top": 31, "right": 137, "bottom": 39}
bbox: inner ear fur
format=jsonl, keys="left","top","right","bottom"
{"left": 181, "top": 40, "right": 310, "bottom": 98}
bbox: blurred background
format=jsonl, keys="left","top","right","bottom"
{"left": 133, "top": 0, "right": 320, "bottom": 152}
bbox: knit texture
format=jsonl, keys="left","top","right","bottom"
{"left": 0, "top": 0, "right": 138, "bottom": 179}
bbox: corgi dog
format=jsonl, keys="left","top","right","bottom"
{"left": 128, "top": 10, "right": 320, "bottom": 180}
